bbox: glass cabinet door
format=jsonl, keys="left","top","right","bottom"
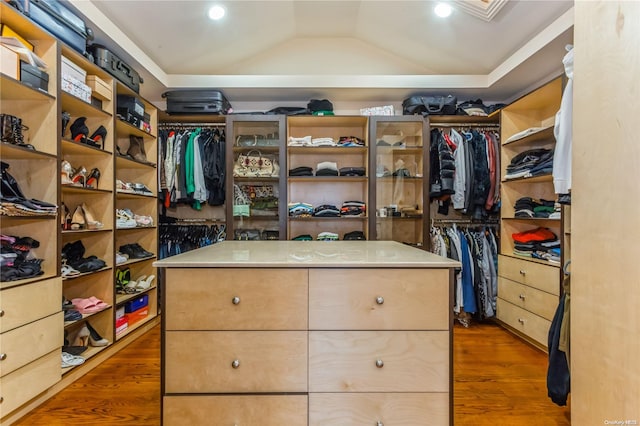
{"left": 369, "top": 116, "right": 428, "bottom": 248}
{"left": 226, "top": 115, "right": 286, "bottom": 240}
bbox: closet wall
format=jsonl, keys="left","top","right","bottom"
{"left": 572, "top": 1, "right": 640, "bottom": 422}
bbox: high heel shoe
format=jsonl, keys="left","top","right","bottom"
{"left": 81, "top": 203, "right": 103, "bottom": 230}
{"left": 89, "top": 125, "right": 107, "bottom": 149}
{"left": 61, "top": 202, "right": 71, "bottom": 230}
{"left": 70, "top": 205, "right": 86, "bottom": 230}
{"left": 61, "top": 111, "right": 71, "bottom": 138}
{"left": 70, "top": 117, "right": 89, "bottom": 143}
{"left": 85, "top": 322, "right": 109, "bottom": 347}
{"left": 73, "top": 325, "right": 90, "bottom": 347}
{"left": 70, "top": 166, "right": 87, "bottom": 187}
{"left": 85, "top": 168, "right": 101, "bottom": 189}
{"left": 127, "top": 135, "right": 155, "bottom": 166}
{"left": 136, "top": 274, "right": 155, "bottom": 290}
{"left": 61, "top": 160, "right": 76, "bottom": 185}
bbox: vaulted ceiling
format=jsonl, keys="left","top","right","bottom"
{"left": 68, "top": 0, "right": 574, "bottom": 106}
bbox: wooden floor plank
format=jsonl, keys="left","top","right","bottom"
{"left": 14, "top": 321, "right": 570, "bottom": 425}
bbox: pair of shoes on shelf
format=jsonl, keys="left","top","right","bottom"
{"left": 67, "top": 203, "right": 103, "bottom": 230}
{"left": 69, "top": 117, "right": 107, "bottom": 149}
{"left": 116, "top": 209, "right": 137, "bottom": 229}
{"left": 1, "top": 161, "right": 57, "bottom": 213}
{"left": 71, "top": 296, "right": 108, "bottom": 314}
{"left": 125, "top": 274, "right": 155, "bottom": 292}
{"left": 61, "top": 160, "right": 101, "bottom": 189}
{"left": 61, "top": 263, "right": 81, "bottom": 278}
{"left": 119, "top": 243, "right": 154, "bottom": 259}
{"left": 115, "top": 252, "right": 128, "bottom": 265}
{"left": 118, "top": 135, "right": 155, "bottom": 166}
{"left": 61, "top": 351, "right": 85, "bottom": 368}
{"left": 116, "top": 268, "right": 137, "bottom": 294}
{"left": 72, "top": 322, "right": 109, "bottom": 347}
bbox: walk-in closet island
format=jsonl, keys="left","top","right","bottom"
{"left": 154, "top": 240, "right": 459, "bottom": 425}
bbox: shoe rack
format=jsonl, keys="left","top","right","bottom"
{"left": 113, "top": 81, "right": 159, "bottom": 340}
{"left": 0, "top": 3, "right": 62, "bottom": 420}
{"left": 286, "top": 116, "right": 369, "bottom": 240}
{"left": 59, "top": 44, "right": 115, "bottom": 371}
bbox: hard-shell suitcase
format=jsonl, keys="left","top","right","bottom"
{"left": 87, "top": 44, "right": 143, "bottom": 93}
{"left": 162, "top": 90, "right": 232, "bottom": 115}
{"left": 9, "top": 0, "right": 92, "bottom": 55}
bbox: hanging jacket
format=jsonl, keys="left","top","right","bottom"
{"left": 429, "top": 129, "right": 456, "bottom": 199}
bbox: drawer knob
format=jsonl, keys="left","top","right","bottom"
{"left": 519, "top": 270, "right": 526, "bottom": 275}
{"left": 376, "top": 296, "right": 384, "bottom": 305}
{"left": 375, "top": 359, "right": 384, "bottom": 368}
{"left": 0, "top": 396, "right": 3, "bottom": 403}
{"left": 0, "top": 309, "right": 4, "bottom": 317}
{"left": 232, "top": 296, "right": 241, "bottom": 305}
{"left": 377, "top": 422, "right": 384, "bottom": 426}
{"left": 519, "top": 294, "right": 526, "bottom": 300}
{"left": 518, "top": 318, "right": 525, "bottom": 324}
{"left": 0, "top": 353, "right": 6, "bottom": 361}
{"left": 231, "top": 359, "right": 240, "bottom": 369}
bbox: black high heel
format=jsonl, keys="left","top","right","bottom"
{"left": 70, "top": 117, "right": 89, "bottom": 143}
{"left": 85, "top": 168, "right": 101, "bottom": 189}
{"left": 61, "top": 111, "right": 71, "bottom": 137}
{"left": 89, "top": 125, "right": 107, "bottom": 149}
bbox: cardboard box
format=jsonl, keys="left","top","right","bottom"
{"left": 124, "top": 294, "right": 149, "bottom": 313}
{"left": 1, "top": 24, "right": 33, "bottom": 51}
{"left": 61, "top": 55, "right": 86, "bottom": 83}
{"left": 0, "top": 45, "right": 19, "bottom": 79}
{"left": 115, "top": 316, "right": 128, "bottom": 335}
{"left": 87, "top": 75, "right": 112, "bottom": 101}
{"left": 125, "top": 307, "right": 149, "bottom": 326}
{"left": 62, "top": 74, "right": 91, "bottom": 102}
{"left": 116, "top": 306, "right": 125, "bottom": 320}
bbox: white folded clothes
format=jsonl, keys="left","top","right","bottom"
{"left": 288, "top": 135, "right": 312, "bottom": 146}
{"left": 316, "top": 161, "right": 338, "bottom": 171}
{"left": 311, "top": 137, "right": 336, "bottom": 146}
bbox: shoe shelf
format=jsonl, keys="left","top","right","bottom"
{"left": 0, "top": 142, "right": 58, "bottom": 161}
{"left": 1, "top": 74, "right": 56, "bottom": 101}
{"left": 115, "top": 256, "right": 156, "bottom": 268}
{"left": 61, "top": 185, "right": 113, "bottom": 196}
{"left": 63, "top": 305, "right": 112, "bottom": 328}
{"left": 60, "top": 92, "right": 113, "bottom": 119}
{"left": 61, "top": 138, "right": 114, "bottom": 156}
{"left": 61, "top": 265, "right": 112, "bottom": 280}
{"left": 61, "top": 344, "right": 111, "bottom": 376}
{"left": 115, "top": 191, "right": 157, "bottom": 200}
{"left": 115, "top": 154, "right": 157, "bottom": 169}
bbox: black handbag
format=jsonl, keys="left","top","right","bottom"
{"left": 234, "top": 229, "right": 261, "bottom": 240}
{"left": 402, "top": 95, "right": 457, "bottom": 116}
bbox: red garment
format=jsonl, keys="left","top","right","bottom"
{"left": 512, "top": 227, "right": 557, "bottom": 243}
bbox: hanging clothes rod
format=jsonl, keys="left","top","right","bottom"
{"left": 159, "top": 122, "right": 226, "bottom": 127}
{"left": 431, "top": 123, "right": 500, "bottom": 128}
{"left": 431, "top": 218, "right": 500, "bottom": 225}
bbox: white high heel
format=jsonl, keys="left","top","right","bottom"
{"left": 136, "top": 274, "right": 155, "bottom": 290}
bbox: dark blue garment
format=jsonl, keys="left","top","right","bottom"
{"left": 547, "top": 293, "right": 570, "bottom": 406}
{"left": 458, "top": 230, "right": 477, "bottom": 313}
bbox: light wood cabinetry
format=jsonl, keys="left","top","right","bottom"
{"left": 158, "top": 241, "right": 455, "bottom": 425}
{"left": 498, "top": 77, "right": 563, "bottom": 350}
{"left": 113, "top": 83, "right": 159, "bottom": 340}
{"left": 369, "top": 116, "right": 428, "bottom": 248}
{"left": 286, "top": 116, "right": 369, "bottom": 240}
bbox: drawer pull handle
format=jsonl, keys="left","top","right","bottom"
{"left": 377, "top": 422, "right": 384, "bottom": 426}
{"left": 231, "top": 359, "right": 240, "bottom": 369}
{"left": 0, "top": 309, "right": 4, "bottom": 317}
{"left": 376, "top": 296, "right": 384, "bottom": 305}
{"left": 0, "top": 396, "right": 3, "bottom": 403}
{"left": 518, "top": 318, "right": 525, "bottom": 324}
{"left": 519, "top": 270, "right": 526, "bottom": 275}
{"left": 375, "top": 359, "right": 384, "bottom": 368}
{"left": 232, "top": 296, "right": 241, "bottom": 305}
{"left": 519, "top": 294, "right": 526, "bottom": 300}
{"left": 0, "top": 354, "right": 5, "bottom": 361}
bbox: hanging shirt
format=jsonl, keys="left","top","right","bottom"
{"left": 553, "top": 46, "right": 574, "bottom": 194}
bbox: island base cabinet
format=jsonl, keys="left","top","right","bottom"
{"left": 163, "top": 395, "right": 308, "bottom": 426}
{"left": 309, "top": 393, "right": 449, "bottom": 425}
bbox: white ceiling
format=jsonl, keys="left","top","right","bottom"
{"left": 67, "top": 0, "right": 574, "bottom": 108}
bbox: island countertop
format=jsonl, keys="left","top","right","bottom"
{"left": 153, "top": 240, "right": 460, "bottom": 268}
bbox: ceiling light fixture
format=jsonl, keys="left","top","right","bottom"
{"left": 208, "top": 5, "right": 226, "bottom": 20}
{"left": 434, "top": 2, "right": 453, "bottom": 18}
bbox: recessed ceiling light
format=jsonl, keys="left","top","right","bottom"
{"left": 434, "top": 2, "right": 452, "bottom": 18}
{"left": 208, "top": 5, "right": 226, "bottom": 20}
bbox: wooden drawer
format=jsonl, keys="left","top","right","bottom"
{"left": 498, "top": 277, "right": 558, "bottom": 321}
{"left": 165, "top": 331, "right": 307, "bottom": 393}
{"left": 0, "top": 312, "right": 63, "bottom": 377}
{"left": 164, "top": 268, "right": 307, "bottom": 330}
{"left": 0, "top": 350, "right": 60, "bottom": 418}
{"left": 309, "top": 393, "right": 449, "bottom": 426}
{"left": 497, "top": 298, "right": 551, "bottom": 347}
{"left": 0, "top": 278, "right": 62, "bottom": 333}
{"left": 309, "top": 269, "right": 449, "bottom": 330}
{"left": 498, "top": 255, "right": 559, "bottom": 295}
{"left": 163, "top": 395, "right": 307, "bottom": 426}
{"left": 309, "top": 331, "right": 449, "bottom": 392}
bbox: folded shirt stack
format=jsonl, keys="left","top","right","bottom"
{"left": 289, "top": 166, "right": 314, "bottom": 176}
{"left": 505, "top": 148, "right": 554, "bottom": 180}
{"left": 317, "top": 231, "right": 339, "bottom": 241}
{"left": 337, "top": 136, "right": 365, "bottom": 147}
{"left": 316, "top": 161, "right": 339, "bottom": 176}
{"left": 339, "top": 166, "right": 365, "bottom": 177}
{"left": 311, "top": 137, "right": 336, "bottom": 147}
{"left": 313, "top": 204, "right": 341, "bottom": 217}
{"left": 514, "top": 197, "right": 556, "bottom": 218}
{"left": 341, "top": 200, "right": 366, "bottom": 216}
{"left": 288, "top": 202, "right": 314, "bottom": 217}
{"left": 512, "top": 227, "right": 560, "bottom": 263}
{"left": 343, "top": 230, "right": 366, "bottom": 240}
{"left": 288, "top": 136, "right": 312, "bottom": 146}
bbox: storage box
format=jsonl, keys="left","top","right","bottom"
{"left": 117, "top": 108, "right": 141, "bottom": 128}
{"left": 116, "top": 305, "right": 125, "bottom": 320}
{"left": 20, "top": 61, "right": 49, "bottom": 92}
{"left": 125, "top": 306, "right": 149, "bottom": 326}
{"left": 87, "top": 75, "right": 112, "bottom": 101}
{"left": 115, "top": 316, "right": 128, "bottom": 335}
{"left": 1, "top": 45, "right": 19, "bottom": 79}
{"left": 61, "top": 55, "right": 86, "bottom": 83}
{"left": 61, "top": 74, "right": 91, "bottom": 102}
{"left": 117, "top": 95, "right": 145, "bottom": 118}
{"left": 124, "top": 294, "right": 149, "bottom": 313}
{"left": 1, "top": 24, "right": 34, "bottom": 51}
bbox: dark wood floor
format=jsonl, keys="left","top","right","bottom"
{"left": 16, "top": 321, "right": 570, "bottom": 425}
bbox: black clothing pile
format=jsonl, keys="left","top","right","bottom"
{"left": 313, "top": 204, "right": 341, "bottom": 217}
{"left": 505, "top": 148, "right": 554, "bottom": 180}
{"left": 62, "top": 240, "right": 107, "bottom": 273}
{"left": 0, "top": 235, "right": 44, "bottom": 282}
{"left": 514, "top": 197, "right": 556, "bottom": 218}
{"left": 340, "top": 201, "right": 366, "bottom": 216}
{"left": 289, "top": 166, "right": 313, "bottom": 176}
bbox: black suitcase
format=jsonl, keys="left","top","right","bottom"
{"left": 88, "top": 44, "right": 143, "bottom": 93}
{"left": 162, "top": 90, "right": 232, "bottom": 115}
{"left": 9, "top": 0, "right": 92, "bottom": 55}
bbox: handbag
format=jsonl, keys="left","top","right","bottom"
{"left": 235, "top": 133, "right": 280, "bottom": 147}
{"left": 402, "top": 95, "right": 457, "bottom": 116}
{"left": 234, "top": 229, "right": 261, "bottom": 240}
{"left": 233, "top": 150, "right": 280, "bottom": 177}
{"left": 261, "top": 230, "right": 279, "bottom": 240}
{"left": 232, "top": 184, "right": 250, "bottom": 217}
